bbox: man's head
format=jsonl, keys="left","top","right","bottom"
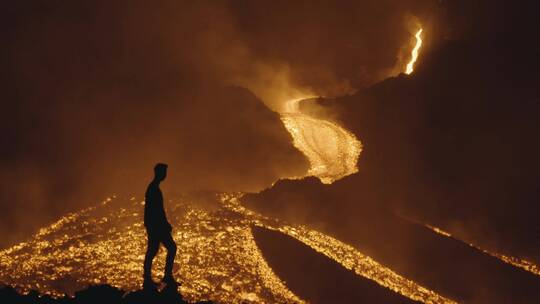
{"left": 154, "top": 163, "right": 168, "bottom": 181}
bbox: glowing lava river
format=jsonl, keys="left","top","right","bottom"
{"left": 280, "top": 97, "right": 362, "bottom": 184}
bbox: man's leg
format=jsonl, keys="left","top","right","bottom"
{"left": 162, "top": 231, "right": 177, "bottom": 282}
{"left": 143, "top": 232, "right": 160, "bottom": 283}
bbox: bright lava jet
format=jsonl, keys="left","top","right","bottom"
{"left": 405, "top": 28, "right": 423, "bottom": 75}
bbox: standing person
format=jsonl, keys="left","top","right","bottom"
{"left": 143, "top": 163, "right": 177, "bottom": 288}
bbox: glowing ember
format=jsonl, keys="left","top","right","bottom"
{"left": 425, "top": 224, "right": 540, "bottom": 277}
{"left": 280, "top": 97, "right": 362, "bottom": 184}
{"left": 405, "top": 28, "right": 423, "bottom": 75}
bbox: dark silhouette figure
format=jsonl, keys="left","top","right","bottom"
{"left": 143, "top": 163, "right": 178, "bottom": 289}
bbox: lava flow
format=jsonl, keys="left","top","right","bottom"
{"left": 0, "top": 194, "right": 455, "bottom": 304}
{"left": 0, "top": 196, "right": 304, "bottom": 303}
{"left": 280, "top": 97, "right": 362, "bottom": 184}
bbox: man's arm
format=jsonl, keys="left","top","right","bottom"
{"left": 160, "top": 206, "right": 172, "bottom": 232}
{"left": 157, "top": 189, "right": 172, "bottom": 232}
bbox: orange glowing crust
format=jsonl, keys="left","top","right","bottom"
{"left": 0, "top": 195, "right": 456, "bottom": 303}
{"left": 0, "top": 196, "right": 305, "bottom": 303}
{"left": 406, "top": 29, "right": 423, "bottom": 75}
{"left": 224, "top": 196, "right": 456, "bottom": 304}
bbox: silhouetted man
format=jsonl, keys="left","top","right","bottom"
{"left": 143, "top": 163, "right": 177, "bottom": 288}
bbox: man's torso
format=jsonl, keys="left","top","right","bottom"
{"left": 144, "top": 182, "right": 167, "bottom": 232}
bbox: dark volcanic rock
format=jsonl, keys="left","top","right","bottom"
{"left": 252, "top": 225, "right": 418, "bottom": 304}
{"left": 0, "top": 283, "right": 215, "bottom": 304}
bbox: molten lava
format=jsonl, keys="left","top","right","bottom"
{"left": 0, "top": 195, "right": 455, "bottom": 303}
{"left": 0, "top": 196, "right": 304, "bottom": 303}
{"left": 280, "top": 97, "right": 362, "bottom": 184}
{"left": 405, "top": 28, "right": 423, "bottom": 75}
